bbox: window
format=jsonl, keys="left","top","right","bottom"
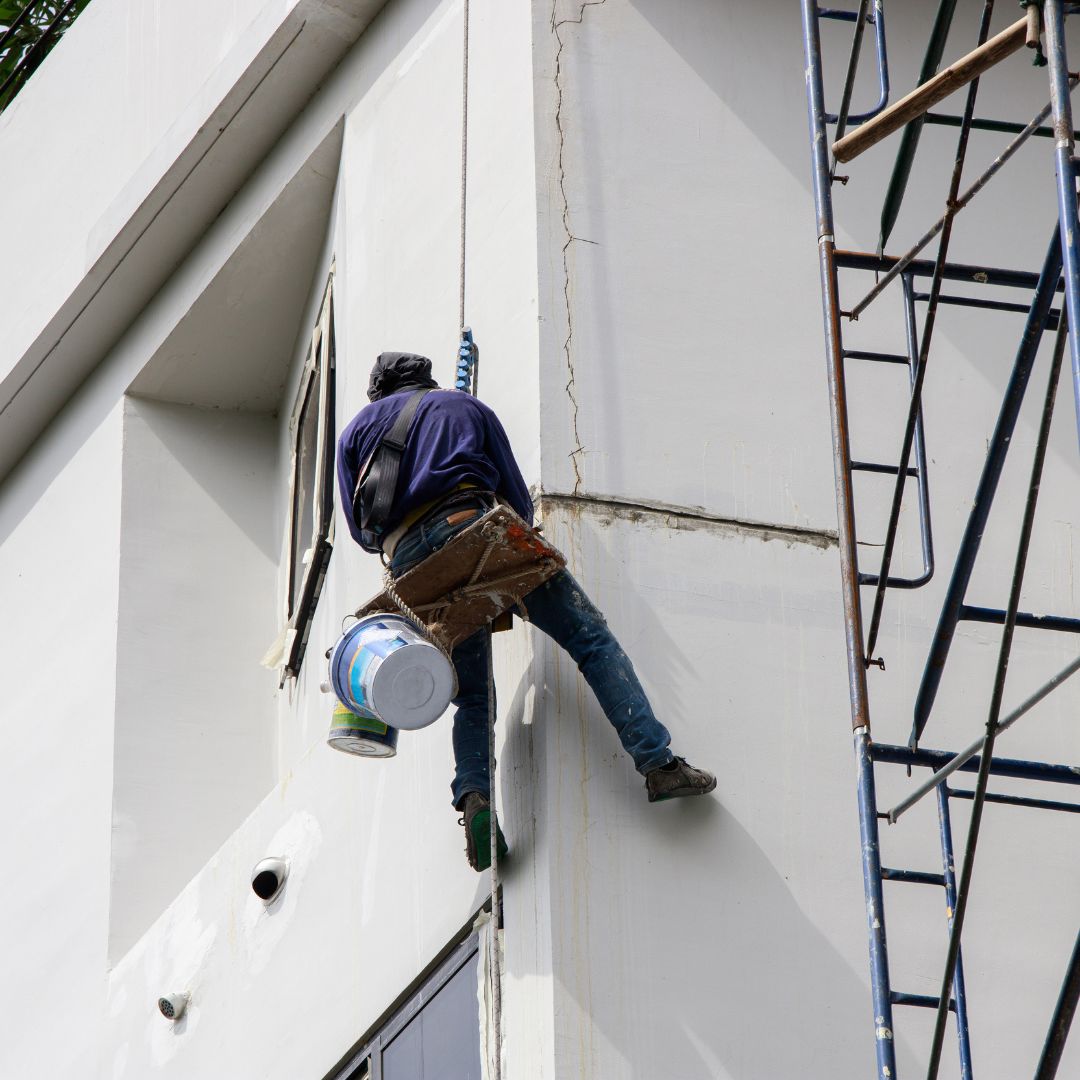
{"left": 283, "top": 271, "right": 336, "bottom": 679}
{"left": 330, "top": 932, "right": 483, "bottom": 1080}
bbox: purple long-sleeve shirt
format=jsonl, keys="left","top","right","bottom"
{"left": 336, "top": 388, "right": 533, "bottom": 547}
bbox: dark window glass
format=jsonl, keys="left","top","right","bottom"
{"left": 289, "top": 371, "right": 321, "bottom": 616}
{"left": 283, "top": 275, "right": 336, "bottom": 679}
{"left": 331, "top": 932, "right": 483, "bottom": 1080}
{"left": 382, "top": 956, "right": 481, "bottom": 1080}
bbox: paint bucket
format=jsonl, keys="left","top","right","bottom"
{"left": 327, "top": 700, "right": 399, "bottom": 758}
{"left": 328, "top": 613, "right": 454, "bottom": 730}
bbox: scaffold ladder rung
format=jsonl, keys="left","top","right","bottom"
{"left": 891, "top": 992, "right": 958, "bottom": 1013}
{"left": 880, "top": 867, "right": 946, "bottom": 887}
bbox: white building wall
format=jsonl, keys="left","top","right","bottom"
{"left": 527, "top": 2, "right": 1080, "bottom": 1078}
{"left": 0, "top": 400, "right": 123, "bottom": 1078}
{"left": 92, "top": 0, "right": 547, "bottom": 1077}
{"left": 111, "top": 398, "right": 279, "bottom": 960}
{"left": 0, "top": 0, "right": 285, "bottom": 376}
{"left": 0, "top": 0, "right": 1079, "bottom": 1079}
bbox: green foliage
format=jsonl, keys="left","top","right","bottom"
{"left": 0, "top": 0, "right": 93, "bottom": 111}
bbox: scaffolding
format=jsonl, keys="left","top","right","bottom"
{"left": 801, "top": 2, "right": 1080, "bottom": 1077}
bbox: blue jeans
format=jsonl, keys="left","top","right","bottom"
{"left": 390, "top": 504, "right": 673, "bottom": 807}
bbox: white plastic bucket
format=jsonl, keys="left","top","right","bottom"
{"left": 329, "top": 614, "right": 454, "bottom": 730}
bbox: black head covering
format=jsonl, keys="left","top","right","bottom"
{"left": 367, "top": 351, "right": 439, "bottom": 402}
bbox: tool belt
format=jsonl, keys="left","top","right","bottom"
{"left": 357, "top": 504, "right": 566, "bottom": 651}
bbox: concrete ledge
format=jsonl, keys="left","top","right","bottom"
{"left": 539, "top": 490, "right": 839, "bottom": 549}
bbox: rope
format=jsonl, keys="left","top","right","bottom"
{"left": 382, "top": 569, "right": 457, "bottom": 678}
{"left": 486, "top": 624, "right": 503, "bottom": 1080}
{"left": 458, "top": 11, "right": 501, "bottom": 1068}
{"left": 405, "top": 559, "right": 558, "bottom": 614}
{"left": 459, "top": 0, "right": 470, "bottom": 334}
{"left": 381, "top": 569, "right": 425, "bottom": 628}
{"left": 467, "top": 533, "right": 498, "bottom": 587}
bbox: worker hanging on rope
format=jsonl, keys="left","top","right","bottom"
{"left": 336, "top": 349, "right": 716, "bottom": 872}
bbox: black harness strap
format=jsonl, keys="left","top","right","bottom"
{"left": 354, "top": 388, "right": 432, "bottom": 538}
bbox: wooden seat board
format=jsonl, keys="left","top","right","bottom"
{"left": 355, "top": 506, "right": 565, "bottom": 650}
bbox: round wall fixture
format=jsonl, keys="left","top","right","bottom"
{"left": 251, "top": 856, "right": 288, "bottom": 903}
{"left": 158, "top": 993, "right": 189, "bottom": 1021}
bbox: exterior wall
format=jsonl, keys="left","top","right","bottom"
{"left": 91, "top": 0, "right": 542, "bottom": 1078}
{"left": 0, "top": 399, "right": 123, "bottom": 1078}
{"left": 111, "top": 398, "right": 279, "bottom": 961}
{"left": 529, "top": 2, "right": 1080, "bottom": 1078}
{"left": 0, "top": 0, "right": 286, "bottom": 377}
{"left": 0, "top": 0, "right": 385, "bottom": 480}
{"left": 1, "top": 1, "right": 1080, "bottom": 1079}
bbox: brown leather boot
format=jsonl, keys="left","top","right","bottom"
{"left": 645, "top": 757, "right": 717, "bottom": 803}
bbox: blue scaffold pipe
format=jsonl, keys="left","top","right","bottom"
{"left": 911, "top": 226, "right": 1063, "bottom": 744}
{"left": 821, "top": 0, "right": 890, "bottom": 126}
{"left": 937, "top": 786, "right": 973, "bottom": 1079}
{"left": 1043, "top": 0, "right": 1080, "bottom": 460}
{"left": 855, "top": 726, "right": 897, "bottom": 1077}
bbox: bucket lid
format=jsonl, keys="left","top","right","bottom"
{"left": 328, "top": 731, "right": 398, "bottom": 758}
{"left": 370, "top": 641, "right": 454, "bottom": 730}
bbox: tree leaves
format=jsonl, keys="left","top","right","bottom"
{"left": 0, "top": 0, "right": 93, "bottom": 112}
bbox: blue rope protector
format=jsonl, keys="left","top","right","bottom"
{"left": 456, "top": 326, "right": 479, "bottom": 393}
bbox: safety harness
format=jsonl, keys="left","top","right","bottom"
{"left": 351, "top": 387, "right": 432, "bottom": 552}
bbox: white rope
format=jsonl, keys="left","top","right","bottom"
{"left": 486, "top": 623, "right": 503, "bottom": 1080}
{"left": 459, "top": 0, "right": 470, "bottom": 335}
{"left": 467, "top": 534, "right": 498, "bottom": 587}
{"left": 381, "top": 570, "right": 457, "bottom": 686}
{"left": 459, "top": 9, "right": 501, "bottom": 1069}
{"left": 381, "top": 568, "right": 426, "bottom": 628}
{"left": 408, "top": 560, "right": 557, "bottom": 612}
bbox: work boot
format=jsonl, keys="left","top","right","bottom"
{"left": 645, "top": 757, "right": 717, "bottom": 803}
{"left": 458, "top": 792, "right": 509, "bottom": 872}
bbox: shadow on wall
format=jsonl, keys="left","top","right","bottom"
{"left": 502, "top": 712, "right": 896, "bottom": 1078}
{"left": 488, "top": 509, "right": 905, "bottom": 1079}
{"left": 626, "top": 0, "right": 1080, "bottom": 484}
{"left": 127, "top": 397, "right": 279, "bottom": 560}
{"left": 637, "top": 808, "right": 880, "bottom": 1080}
{"left": 0, "top": 0, "right": 442, "bottom": 547}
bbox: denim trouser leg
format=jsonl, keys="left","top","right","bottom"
{"left": 388, "top": 511, "right": 673, "bottom": 809}
{"left": 446, "top": 628, "right": 494, "bottom": 808}
{"left": 448, "top": 570, "right": 673, "bottom": 808}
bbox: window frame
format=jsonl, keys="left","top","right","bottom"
{"left": 282, "top": 271, "right": 336, "bottom": 680}
{"left": 327, "top": 930, "right": 482, "bottom": 1080}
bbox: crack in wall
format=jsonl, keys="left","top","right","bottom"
{"left": 551, "top": 0, "right": 607, "bottom": 495}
